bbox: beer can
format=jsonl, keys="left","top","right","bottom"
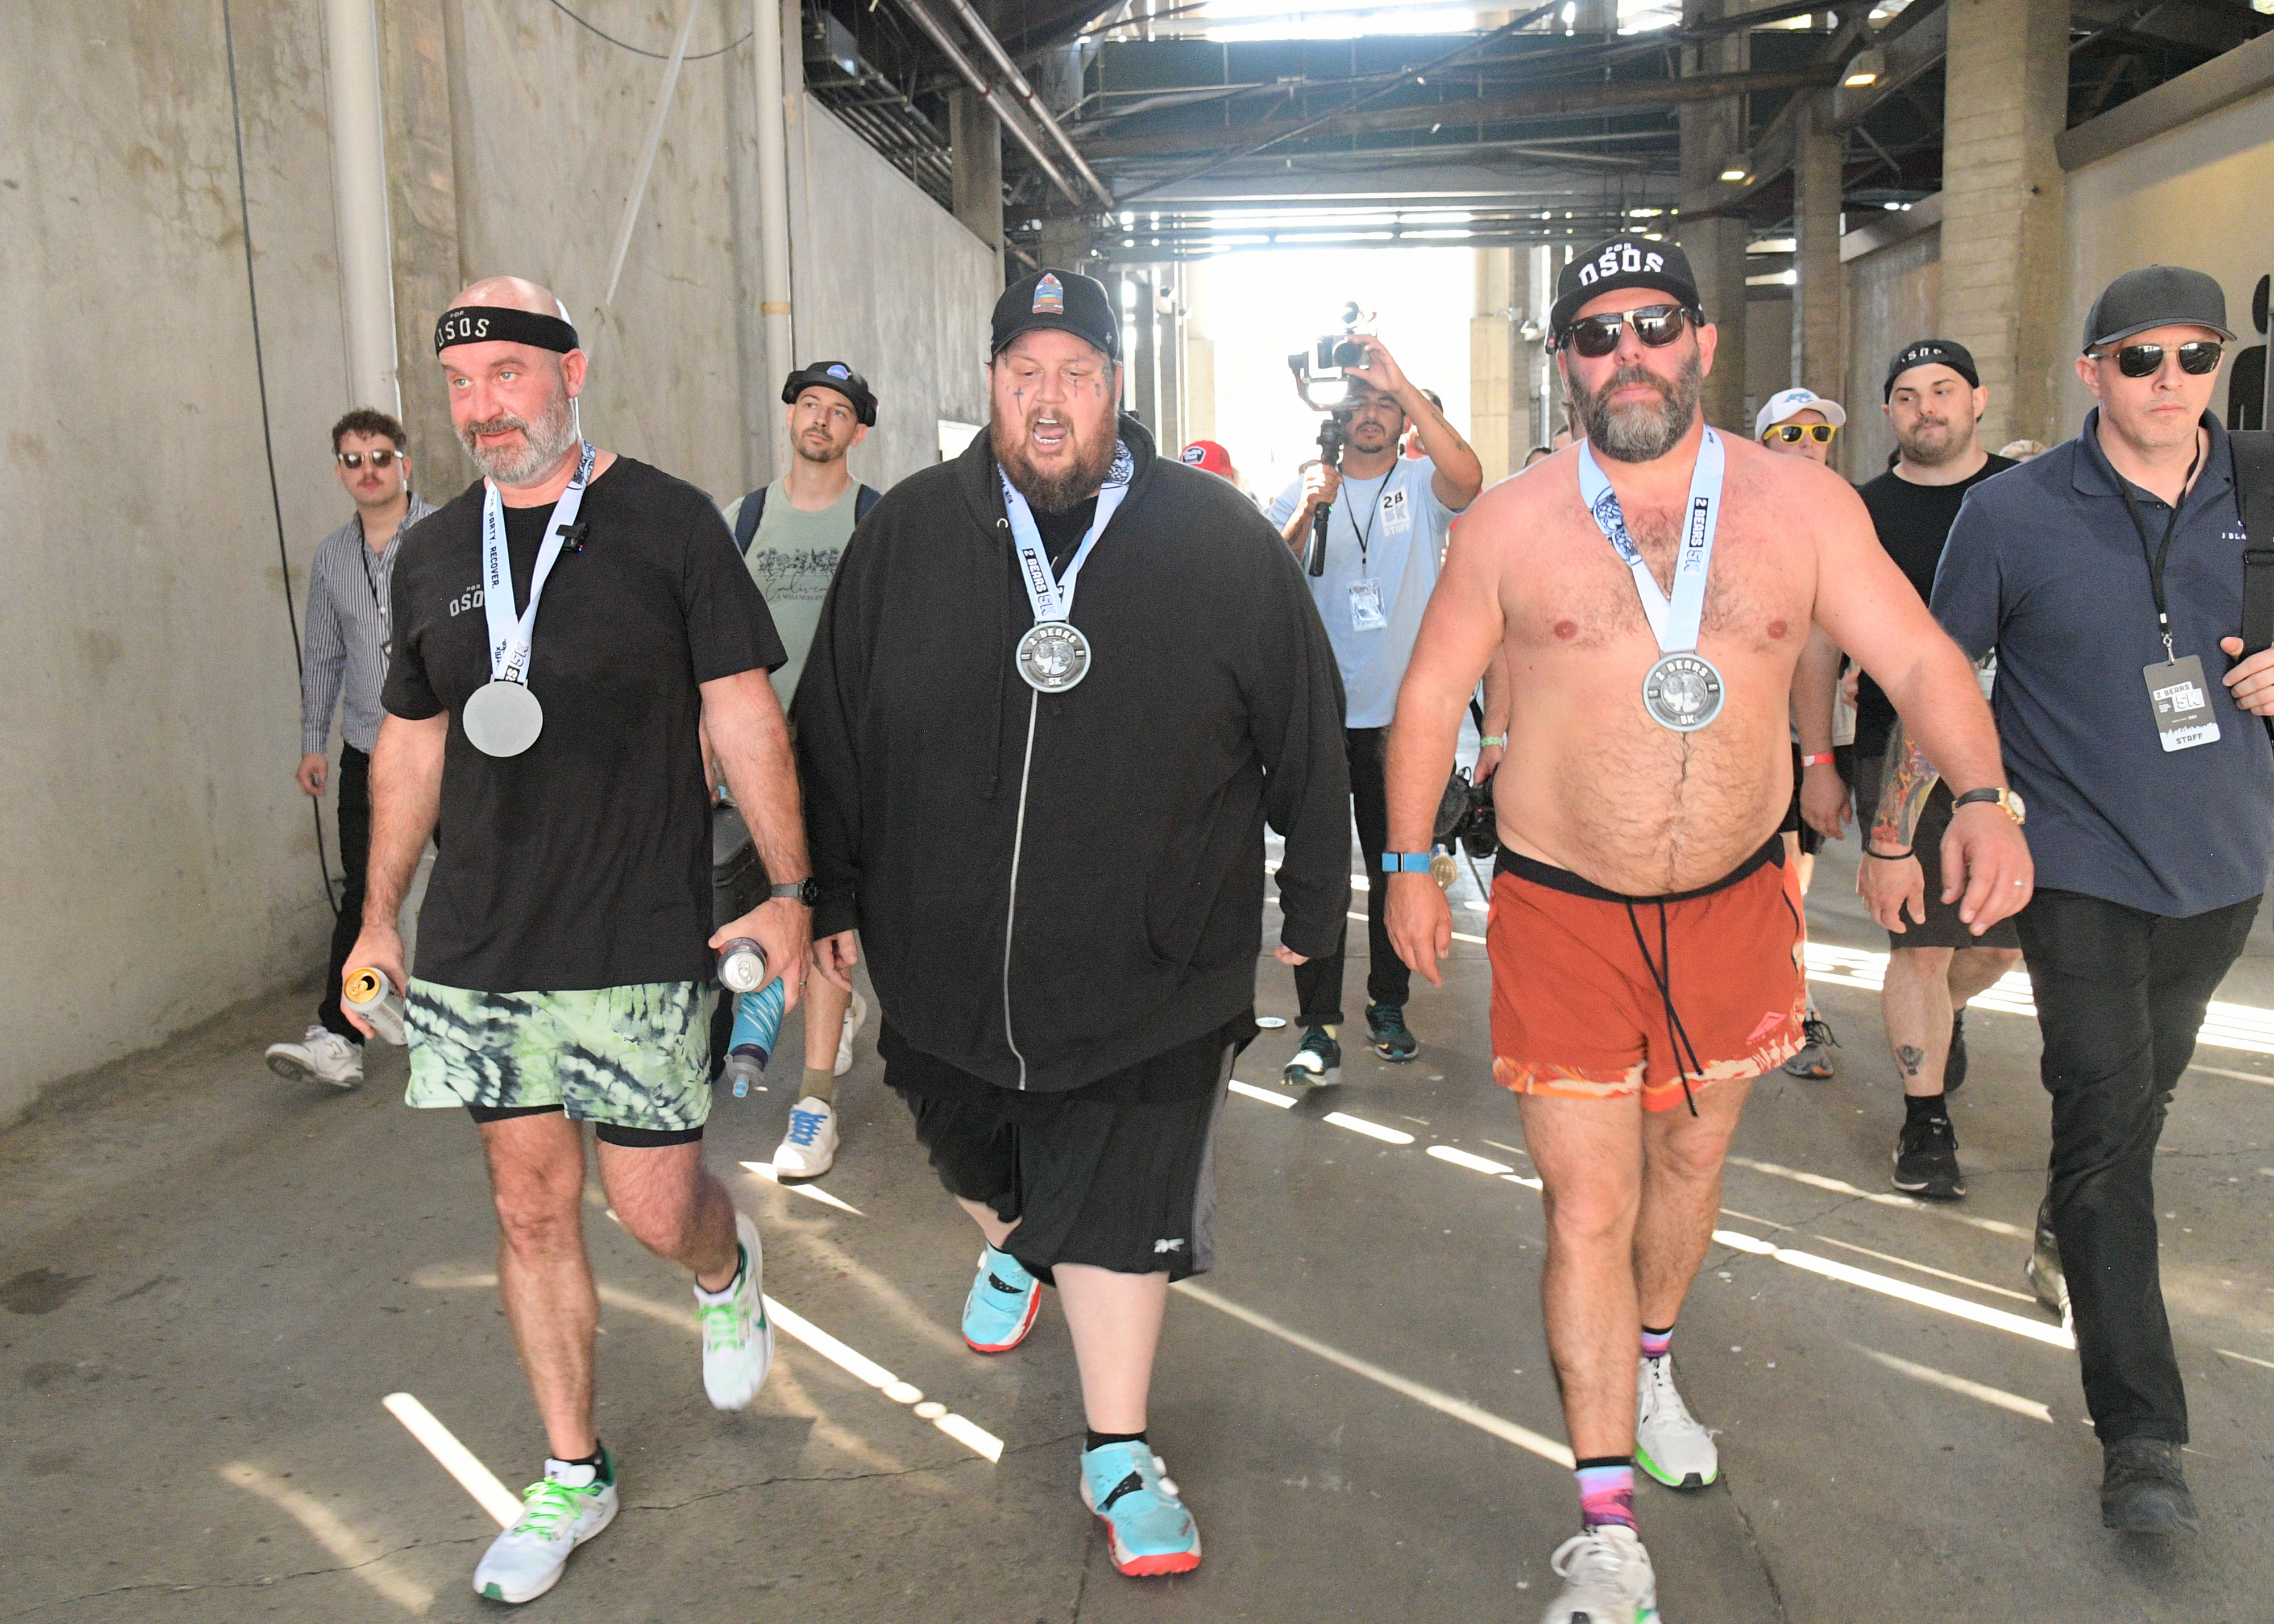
{"left": 342, "top": 966, "right": 407, "bottom": 1046}
{"left": 717, "top": 937, "right": 768, "bottom": 994}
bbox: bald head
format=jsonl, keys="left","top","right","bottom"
{"left": 451, "top": 275, "right": 573, "bottom": 325}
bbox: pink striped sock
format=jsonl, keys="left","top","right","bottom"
{"left": 1575, "top": 1458, "right": 1636, "bottom": 1530}
{"left": 1640, "top": 1324, "right": 1674, "bottom": 1360}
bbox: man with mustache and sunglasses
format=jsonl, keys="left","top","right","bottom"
{"left": 1383, "top": 236, "right": 2030, "bottom": 1623}
{"left": 1878, "top": 265, "right": 2274, "bottom": 1535}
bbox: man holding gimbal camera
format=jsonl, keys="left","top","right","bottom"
{"left": 1268, "top": 334, "right": 1483, "bottom": 1085}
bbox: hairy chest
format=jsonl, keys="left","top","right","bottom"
{"left": 1508, "top": 510, "right": 1814, "bottom": 660}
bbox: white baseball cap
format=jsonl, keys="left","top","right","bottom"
{"left": 1754, "top": 387, "right": 1848, "bottom": 439}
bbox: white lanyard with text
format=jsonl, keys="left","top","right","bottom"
{"left": 460, "top": 441, "right": 595, "bottom": 756}
{"left": 999, "top": 442, "right": 1131, "bottom": 692}
{"left": 1576, "top": 428, "right": 1729, "bottom": 731}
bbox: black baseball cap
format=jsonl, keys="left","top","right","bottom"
{"left": 1550, "top": 236, "right": 1703, "bottom": 338}
{"left": 991, "top": 268, "right": 1119, "bottom": 360}
{"left": 2081, "top": 264, "right": 2235, "bottom": 353}
{"left": 782, "top": 360, "right": 876, "bottom": 426}
{"left": 1883, "top": 339, "right": 1978, "bottom": 400}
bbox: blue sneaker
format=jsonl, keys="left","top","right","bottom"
{"left": 1081, "top": 1440, "right": 1202, "bottom": 1577}
{"left": 1366, "top": 1002, "right": 1418, "bottom": 1062}
{"left": 962, "top": 1244, "right": 1041, "bottom": 1353}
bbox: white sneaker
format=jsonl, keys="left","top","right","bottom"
{"left": 835, "top": 990, "right": 869, "bottom": 1076}
{"left": 263, "top": 1025, "right": 363, "bottom": 1089}
{"left": 1635, "top": 1355, "right": 1717, "bottom": 1489}
{"left": 773, "top": 1097, "right": 840, "bottom": 1178}
{"left": 1541, "top": 1524, "right": 1659, "bottom": 1624}
{"left": 472, "top": 1455, "right": 619, "bottom": 1604}
{"left": 694, "top": 1211, "right": 774, "bottom": 1410}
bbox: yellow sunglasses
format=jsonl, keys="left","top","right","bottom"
{"left": 1763, "top": 423, "right": 1838, "bottom": 445}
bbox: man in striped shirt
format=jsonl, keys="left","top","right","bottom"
{"left": 264, "top": 408, "right": 437, "bottom": 1089}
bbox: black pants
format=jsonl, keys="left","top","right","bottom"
{"left": 316, "top": 744, "right": 372, "bottom": 1044}
{"left": 1294, "top": 726, "right": 1408, "bottom": 1028}
{"left": 2015, "top": 887, "right": 2259, "bottom": 1444}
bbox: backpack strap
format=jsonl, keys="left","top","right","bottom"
{"left": 2231, "top": 430, "right": 2274, "bottom": 657}
{"left": 856, "top": 483, "right": 881, "bottom": 523}
{"left": 731, "top": 485, "right": 767, "bottom": 556}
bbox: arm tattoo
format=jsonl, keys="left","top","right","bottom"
{"left": 1870, "top": 718, "right": 1941, "bottom": 854}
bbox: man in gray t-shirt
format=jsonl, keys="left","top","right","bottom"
{"left": 720, "top": 361, "right": 881, "bottom": 1177}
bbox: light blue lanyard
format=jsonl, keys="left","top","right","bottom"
{"left": 1575, "top": 429, "right": 1725, "bottom": 654}
{"left": 999, "top": 442, "right": 1133, "bottom": 625}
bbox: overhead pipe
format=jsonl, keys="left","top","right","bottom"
{"left": 321, "top": 0, "right": 401, "bottom": 416}
{"left": 931, "top": 0, "right": 1115, "bottom": 207}
{"left": 887, "top": 0, "right": 1087, "bottom": 210}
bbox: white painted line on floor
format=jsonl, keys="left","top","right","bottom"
{"left": 381, "top": 1393, "right": 521, "bottom": 1527}
{"left": 1501, "top": 1172, "right": 1546, "bottom": 1190}
{"left": 1804, "top": 1232, "right": 2039, "bottom": 1304}
{"left": 1714, "top": 1230, "right": 2072, "bottom": 1349}
{"left": 222, "top": 1461, "right": 434, "bottom": 1611}
{"left": 1724, "top": 1155, "right": 2030, "bottom": 1239}
{"left": 1174, "top": 1281, "right": 1574, "bottom": 1469}
{"left": 763, "top": 1296, "right": 1005, "bottom": 1463}
{"left": 1427, "top": 1144, "right": 1515, "bottom": 1175}
{"left": 1323, "top": 1110, "right": 1417, "bottom": 1145}
{"left": 1229, "top": 1078, "right": 1297, "bottom": 1108}
{"left": 2190, "top": 1063, "right": 2274, "bottom": 1087}
{"left": 740, "top": 1161, "right": 865, "bottom": 1215}
{"left": 1847, "top": 1345, "right": 2053, "bottom": 1422}
{"left": 2216, "top": 1347, "right": 2274, "bottom": 1372}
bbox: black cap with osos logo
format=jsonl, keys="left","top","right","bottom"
{"left": 1550, "top": 236, "right": 1704, "bottom": 339}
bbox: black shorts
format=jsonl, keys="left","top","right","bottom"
{"left": 1781, "top": 743, "right": 1824, "bottom": 856}
{"left": 882, "top": 1017, "right": 1253, "bottom": 1282}
{"left": 1850, "top": 754, "right": 2022, "bottom": 952}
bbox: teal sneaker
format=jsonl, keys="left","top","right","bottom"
{"left": 1283, "top": 1025, "right": 1341, "bottom": 1088}
{"left": 1081, "top": 1440, "right": 1202, "bottom": 1577}
{"left": 471, "top": 1452, "right": 618, "bottom": 1604}
{"left": 962, "top": 1243, "right": 1042, "bottom": 1353}
{"left": 1366, "top": 1002, "right": 1418, "bottom": 1062}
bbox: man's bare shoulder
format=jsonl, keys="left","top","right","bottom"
{"left": 1720, "top": 433, "right": 1869, "bottom": 525}
{"left": 1453, "top": 452, "right": 1579, "bottom": 549}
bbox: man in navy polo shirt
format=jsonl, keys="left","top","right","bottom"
{"left": 1864, "top": 265, "right": 2274, "bottom": 1535}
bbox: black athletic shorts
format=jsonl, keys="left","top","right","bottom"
{"left": 1781, "top": 742, "right": 1824, "bottom": 856}
{"left": 1850, "top": 754, "right": 2021, "bottom": 952}
{"left": 881, "top": 1015, "right": 1255, "bottom": 1282}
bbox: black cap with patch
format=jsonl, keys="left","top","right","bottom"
{"left": 991, "top": 268, "right": 1119, "bottom": 360}
{"left": 1550, "top": 236, "right": 1703, "bottom": 338}
{"left": 782, "top": 360, "right": 877, "bottom": 426}
{"left": 1882, "top": 339, "right": 1978, "bottom": 400}
{"left": 2081, "top": 264, "right": 2235, "bottom": 353}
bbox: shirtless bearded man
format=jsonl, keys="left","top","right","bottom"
{"left": 1384, "top": 238, "right": 2033, "bottom": 1623}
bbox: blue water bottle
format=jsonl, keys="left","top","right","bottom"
{"left": 717, "top": 938, "right": 785, "bottom": 1098}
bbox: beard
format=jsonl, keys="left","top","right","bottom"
{"left": 992, "top": 408, "right": 1118, "bottom": 514}
{"left": 1567, "top": 349, "right": 1704, "bottom": 463}
{"left": 1895, "top": 415, "right": 1965, "bottom": 466}
{"left": 459, "top": 371, "right": 580, "bottom": 486}
{"left": 795, "top": 431, "right": 843, "bottom": 466}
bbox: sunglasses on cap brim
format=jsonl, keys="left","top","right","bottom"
{"left": 1763, "top": 423, "right": 1838, "bottom": 444}
{"left": 2090, "top": 339, "right": 2223, "bottom": 379}
{"left": 1554, "top": 304, "right": 1698, "bottom": 359}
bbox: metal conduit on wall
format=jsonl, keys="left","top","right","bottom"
{"left": 322, "top": 0, "right": 401, "bottom": 416}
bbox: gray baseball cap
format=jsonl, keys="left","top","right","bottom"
{"left": 2081, "top": 265, "right": 2235, "bottom": 353}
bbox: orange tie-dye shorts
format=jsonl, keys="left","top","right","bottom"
{"left": 1487, "top": 836, "right": 1807, "bottom": 1112}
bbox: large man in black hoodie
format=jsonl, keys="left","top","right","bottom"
{"left": 795, "top": 268, "right": 1350, "bottom": 1577}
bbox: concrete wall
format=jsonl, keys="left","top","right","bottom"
{"left": 1845, "top": 229, "right": 1944, "bottom": 479}
{"left": 1742, "top": 294, "right": 1794, "bottom": 434}
{"left": 2061, "top": 83, "right": 2274, "bottom": 431}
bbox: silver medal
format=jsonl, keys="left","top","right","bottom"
{"left": 1017, "top": 621, "right": 1091, "bottom": 692}
{"left": 462, "top": 679, "right": 546, "bottom": 756}
{"left": 1641, "top": 652, "right": 1724, "bottom": 733}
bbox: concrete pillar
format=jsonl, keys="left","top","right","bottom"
{"left": 1532, "top": 243, "right": 1559, "bottom": 443}
{"left": 1790, "top": 95, "right": 1845, "bottom": 430}
{"left": 1039, "top": 215, "right": 1097, "bottom": 275}
{"left": 1940, "top": 0, "right": 2070, "bottom": 448}
{"left": 1572, "top": 0, "right": 1617, "bottom": 38}
{"left": 950, "top": 86, "right": 1003, "bottom": 278}
{"left": 376, "top": 0, "right": 462, "bottom": 480}
{"left": 322, "top": 0, "right": 402, "bottom": 418}
{"left": 1678, "top": 0, "right": 1749, "bottom": 433}
{"left": 1471, "top": 247, "right": 1522, "bottom": 487}
{"left": 1131, "top": 268, "right": 1160, "bottom": 434}
{"left": 1156, "top": 269, "right": 1186, "bottom": 452}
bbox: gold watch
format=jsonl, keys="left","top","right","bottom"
{"left": 1952, "top": 787, "right": 2026, "bottom": 826}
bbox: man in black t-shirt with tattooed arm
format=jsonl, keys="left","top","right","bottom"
{"left": 346, "top": 276, "right": 808, "bottom": 1606}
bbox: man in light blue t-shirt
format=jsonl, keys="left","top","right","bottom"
{"left": 1267, "top": 339, "right": 1483, "bottom": 1085}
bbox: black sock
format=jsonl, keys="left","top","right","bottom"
{"left": 1905, "top": 1090, "right": 1950, "bottom": 1125}
{"left": 1086, "top": 1428, "right": 1148, "bottom": 1452}
{"left": 551, "top": 1443, "right": 612, "bottom": 1485}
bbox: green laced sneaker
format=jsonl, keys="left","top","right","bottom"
{"left": 472, "top": 1452, "right": 618, "bottom": 1604}
{"left": 695, "top": 1210, "right": 775, "bottom": 1410}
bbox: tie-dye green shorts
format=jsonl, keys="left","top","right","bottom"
{"left": 403, "top": 979, "right": 715, "bottom": 1136}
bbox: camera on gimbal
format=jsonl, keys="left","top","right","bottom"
{"left": 1286, "top": 301, "right": 1377, "bottom": 577}
{"left": 1433, "top": 768, "right": 1499, "bottom": 861}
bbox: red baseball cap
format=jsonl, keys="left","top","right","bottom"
{"left": 1180, "top": 440, "right": 1235, "bottom": 478}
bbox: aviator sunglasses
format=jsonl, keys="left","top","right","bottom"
{"left": 2092, "top": 340, "right": 2222, "bottom": 379}
{"left": 1556, "top": 304, "right": 1696, "bottom": 359}
{"left": 1763, "top": 423, "right": 1838, "bottom": 445}
{"left": 337, "top": 448, "right": 400, "bottom": 470}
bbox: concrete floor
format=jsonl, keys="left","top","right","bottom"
{"left": 7, "top": 838, "right": 2274, "bottom": 1623}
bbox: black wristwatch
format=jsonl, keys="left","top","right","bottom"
{"left": 769, "top": 877, "right": 820, "bottom": 906}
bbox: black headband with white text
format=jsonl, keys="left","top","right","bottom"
{"left": 433, "top": 306, "right": 580, "bottom": 356}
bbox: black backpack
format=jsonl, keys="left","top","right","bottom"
{"left": 732, "top": 481, "right": 882, "bottom": 556}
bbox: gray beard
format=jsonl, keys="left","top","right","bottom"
{"left": 993, "top": 419, "right": 1116, "bottom": 514}
{"left": 460, "top": 380, "right": 580, "bottom": 486}
{"left": 1570, "top": 351, "right": 1704, "bottom": 464}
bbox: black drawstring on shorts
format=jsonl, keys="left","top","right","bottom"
{"left": 1625, "top": 899, "right": 1706, "bottom": 1116}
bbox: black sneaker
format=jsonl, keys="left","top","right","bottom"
{"left": 1945, "top": 1011, "right": 1969, "bottom": 1094}
{"left": 2026, "top": 1191, "right": 2068, "bottom": 1319}
{"left": 1781, "top": 1016, "right": 1839, "bottom": 1079}
{"left": 1891, "top": 1115, "right": 1965, "bottom": 1199}
{"left": 1365, "top": 1002, "right": 1418, "bottom": 1063}
{"left": 1283, "top": 1026, "right": 1341, "bottom": 1089}
{"left": 2100, "top": 1438, "right": 2199, "bottom": 1534}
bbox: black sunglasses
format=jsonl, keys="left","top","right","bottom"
{"left": 337, "top": 448, "right": 400, "bottom": 470}
{"left": 1557, "top": 304, "right": 1696, "bottom": 359}
{"left": 2094, "top": 340, "right": 2222, "bottom": 379}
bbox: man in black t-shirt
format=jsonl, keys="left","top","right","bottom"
{"left": 345, "top": 277, "right": 810, "bottom": 1607}
{"left": 1802, "top": 339, "right": 2024, "bottom": 1200}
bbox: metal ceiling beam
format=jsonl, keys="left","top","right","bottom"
{"left": 887, "top": 0, "right": 1089, "bottom": 206}
{"left": 934, "top": 0, "right": 1117, "bottom": 204}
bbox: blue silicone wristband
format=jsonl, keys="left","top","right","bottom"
{"left": 1381, "top": 852, "right": 1434, "bottom": 873}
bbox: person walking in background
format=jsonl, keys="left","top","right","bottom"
{"left": 264, "top": 409, "right": 436, "bottom": 1090}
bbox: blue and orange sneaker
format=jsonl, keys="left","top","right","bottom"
{"left": 962, "top": 1244, "right": 1042, "bottom": 1353}
{"left": 1081, "top": 1440, "right": 1202, "bottom": 1577}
